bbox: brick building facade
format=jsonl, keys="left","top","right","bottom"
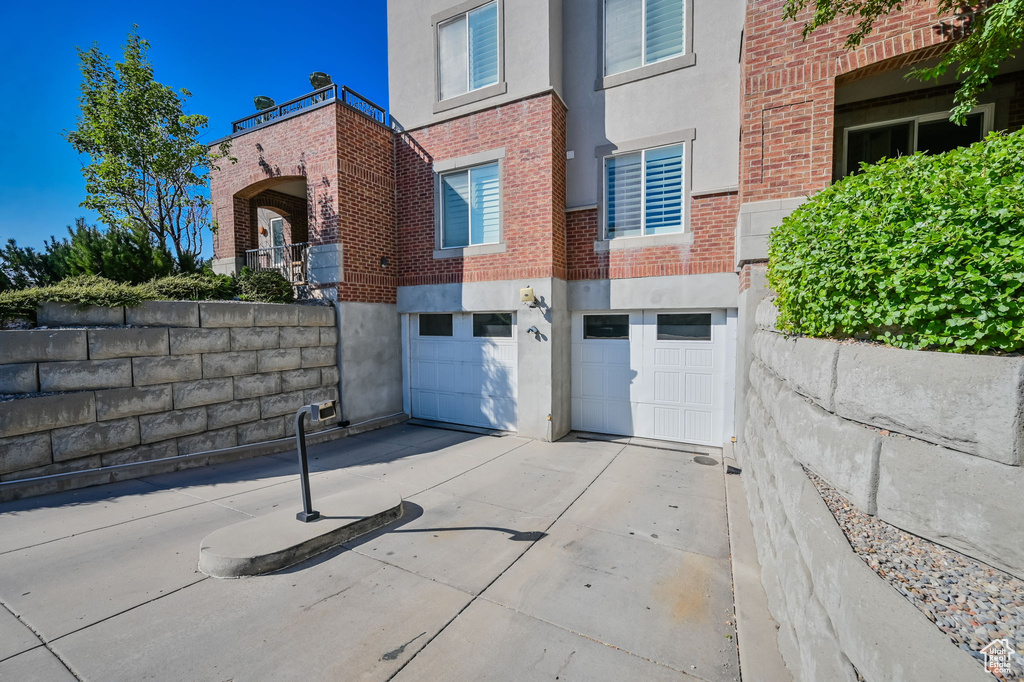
{"left": 209, "top": 0, "right": 1022, "bottom": 446}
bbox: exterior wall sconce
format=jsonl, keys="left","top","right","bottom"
{"left": 520, "top": 286, "right": 537, "bottom": 308}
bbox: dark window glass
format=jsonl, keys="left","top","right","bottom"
{"left": 657, "top": 313, "right": 711, "bottom": 340}
{"left": 845, "top": 121, "right": 912, "bottom": 175}
{"left": 473, "top": 312, "right": 513, "bottom": 338}
{"left": 917, "top": 112, "right": 984, "bottom": 155}
{"left": 419, "top": 314, "right": 453, "bottom": 337}
{"left": 584, "top": 314, "right": 630, "bottom": 339}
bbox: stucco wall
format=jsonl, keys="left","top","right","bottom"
{"left": 0, "top": 302, "right": 348, "bottom": 502}
{"left": 737, "top": 298, "right": 1021, "bottom": 680}
{"left": 387, "top": 0, "right": 562, "bottom": 132}
{"left": 562, "top": 0, "right": 743, "bottom": 207}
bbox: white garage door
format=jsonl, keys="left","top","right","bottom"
{"left": 409, "top": 312, "right": 517, "bottom": 431}
{"left": 571, "top": 310, "right": 728, "bottom": 446}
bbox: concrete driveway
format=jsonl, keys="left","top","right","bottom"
{"left": 0, "top": 423, "right": 740, "bottom": 681}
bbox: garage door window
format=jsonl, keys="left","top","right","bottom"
{"left": 473, "top": 312, "right": 513, "bottom": 338}
{"left": 657, "top": 313, "right": 711, "bottom": 340}
{"left": 584, "top": 314, "right": 630, "bottom": 339}
{"left": 419, "top": 314, "right": 454, "bottom": 337}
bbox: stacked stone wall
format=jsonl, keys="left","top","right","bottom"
{"left": 738, "top": 299, "right": 1021, "bottom": 680}
{"left": 0, "top": 301, "right": 348, "bottom": 501}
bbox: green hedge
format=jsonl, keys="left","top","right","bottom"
{"left": 767, "top": 128, "right": 1024, "bottom": 353}
{"left": 0, "top": 269, "right": 295, "bottom": 322}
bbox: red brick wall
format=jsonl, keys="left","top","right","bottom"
{"left": 741, "top": 1, "right": 958, "bottom": 206}
{"left": 211, "top": 105, "right": 339, "bottom": 259}
{"left": 253, "top": 189, "right": 307, "bottom": 245}
{"left": 209, "top": 102, "right": 396, "bottom": 304}
{"left": 395, "top": 93, "right": 567, "bottom": 287}
{"left": 566, "top": 192, "right": 738, "bottom": 281}
{"left": 333, "top": 105, "right": 397, "bottom": 303}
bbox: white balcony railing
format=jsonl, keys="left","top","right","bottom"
{"left": 245, "top": 242, "right": 309, "bottom": 285}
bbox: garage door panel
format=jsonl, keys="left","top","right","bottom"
{"left": 653, "top": 406, "right": 681, "bottom": 440}
{"left": 578, "top": 398, "right": 634, "bottom": 435}
{"left": 571, "top": 310, "right": 727, "bottom": 447}
{"left": 685, "top": 348, "right": 714, "bottom": 368}
{"left": 685, "top": 410, "right": 713, "bottom": 443}
{"left": 409, "top": 313, "right": 518, "bottom": 431}
{"left": 653, "top": 371, "right": 681, "bottom": 403}
{"left": 412, "top": 360, "right": 436, "bottom": 390}
{"left": 653, "top": 348, "right": 681, "bottom": 367}
{"left": 684, "top": 373, "right": 713, "bottom": 407}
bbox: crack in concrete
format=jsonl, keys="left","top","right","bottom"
{"left": 0, "top": 598, "right": 82, "bottom": 680}
{"left": 384, "top": 443, "right": 629, "bottom": 681}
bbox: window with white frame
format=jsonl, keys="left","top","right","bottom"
{"left": 604, "top": 0, "right": 685, "bottom": 76}
{"left": 438, "top": 2, "right": 499, "bottom": 101}
{"left": 440, "top": 162, "right": 501, "bottom": 248}
{"left": 843, "top": 107, "right": 992, "bottom": 176}
{"left": 605, "top": 144, "right": 684, "bottom": 239}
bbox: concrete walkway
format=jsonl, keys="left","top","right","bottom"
{"left": 0, "top": 423, "right": 747, "bottom": 681}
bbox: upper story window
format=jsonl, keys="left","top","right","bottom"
{"left": 438, "top": 2, "right": 499, "bottom": 101}
{"left": 843, "top": 106, "right": 992, "bottom": 176}
{"left": 441, "top": 162, "right": 501, "bottom": 248}
{"left": 606, "top": 144, "right": 684, "bottom": 239}
{"left": 604, "top": 0, "right": 685, "bottom": 76}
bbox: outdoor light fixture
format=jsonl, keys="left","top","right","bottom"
{"left": 520, "top": 287, "right": 537, "bottom": 308}
{"left": 293, "top": 400, "right": 338, "bottom": 522}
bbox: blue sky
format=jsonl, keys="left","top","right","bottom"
{"left": 0, "top": 0, "right": 389, "bottom": 254}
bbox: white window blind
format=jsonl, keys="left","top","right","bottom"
{"left": 645, "top": 0, "right": 684, "bottom": 64}
{"left": 438, "top": 2, "right": 499, "bottom": 101}
{"left": 469, "top": 3, "right": 499, "bottom": 91}
{"left": 438, "top": 16, "right": 469, "bottom": 101}
{"left": 605, "top": 0, "right": 684, "bottom": 76}
{"left": 442, "top": 162, "right": 500, "bottom": 248}
{"left": 605, "top": 0, "right": 642, "bottom": 76}
{"left": 644, "top": 145, "right": 684, "bottom": 234}
{"left": 606, "top": 153, "right": 642, "bottom": 238}
{"left": 606, "top": 144, "right": 684, "bottom": 238}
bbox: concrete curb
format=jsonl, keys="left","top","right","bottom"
{"left": 198, "top": 484, "right": 404, "bottom": 578}
{"left": 723, "top": 448, "right": 792, "bottom": 682}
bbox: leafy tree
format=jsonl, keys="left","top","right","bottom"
{"left": 783, "top": 0, "right": 1024, "bottom": 122}
{"left": 65, "top": 28, "right": 231, "bottom": 269}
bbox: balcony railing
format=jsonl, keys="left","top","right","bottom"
{"left": 231, "top": 85, "right": 387, "bottom": 134}
{"left": 245, "top": 243, "right": 309, "bottom": 286}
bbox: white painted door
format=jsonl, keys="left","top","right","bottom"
{"left": 571, "top": 310, "right": 727, "bottom": 446}
{"left": 409, "top": 312, "right": 517, "bottom": 431}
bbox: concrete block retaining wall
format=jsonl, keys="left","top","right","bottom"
{"left": 0, "top": 302, "right": 365, "bottom": 502}
{"left": 737, "top": 298, "right": 1020, "bottom": 680}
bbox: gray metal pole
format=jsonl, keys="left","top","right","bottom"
{"left": 294, "top": 407, "right": 320, "bottom": 522}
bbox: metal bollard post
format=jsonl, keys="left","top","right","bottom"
{"left": 293, "top": 401, "right": 337, "bottom": 523}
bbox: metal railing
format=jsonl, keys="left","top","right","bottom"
{"left": 231, "top": 85, "right": 386, "bottom": 134}
{"left": 245, "top": 242, "right": 309, "bottom": 285}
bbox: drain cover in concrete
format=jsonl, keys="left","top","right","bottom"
{"left": 199, "top": 483, "right": 403, "bottom": 578}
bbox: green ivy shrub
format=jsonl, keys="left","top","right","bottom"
{"left": 0, "top": 276, "right": 153, "bottom": 321}
{"left": 0, "top": 270, "right": 297, "bottom": 322}
{"left": 147, "top": 273, "right": 235, "bottom": 301}
{"left": 235, "top": 268, "right": 295, "bottom": 304}
{"left": 768, "top": 128, "right": 1024, "bottom": 353}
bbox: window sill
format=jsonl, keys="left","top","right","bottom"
{"left": 434, "top": 242, "right": 507, "bottom": 259}
{"left": 433, "top": 82, "right": 508, "bottom": 114}
{"left": 594, "top": 231, "right": 692, "bottom": 252}
{"left": 596, "top": 53, "right": 697, "bottom": 91}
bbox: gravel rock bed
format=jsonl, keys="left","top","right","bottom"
{"left": 808, "top": 470, "right": 1024, "bottom": 679}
